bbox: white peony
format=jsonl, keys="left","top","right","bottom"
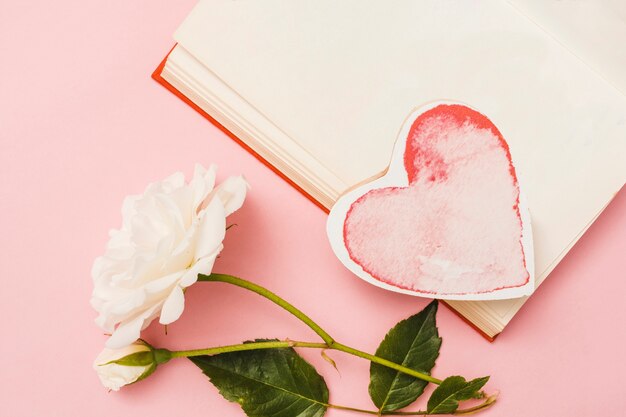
{"left": 91, "top": 164, "right": 248, "bottom": 349}
{"left": 93, "top": 341, "right": 155, "bottom": 391}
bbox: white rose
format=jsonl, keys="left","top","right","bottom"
{"left": 91, "top": 164, "right": 248, "bottom": 349}
{"left": 93, "top": 341, "right": 155, "bottom": 391}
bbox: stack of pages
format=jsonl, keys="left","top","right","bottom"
{"left": 155, "top": 0, "right": 626, "bottom": 339}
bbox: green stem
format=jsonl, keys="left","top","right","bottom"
{"left": 169, "top": 338, "right": 438, "bottom": 384}
{"left": 450, "top": 393, "right": 498, "bottom": 416}
{"left": 199, "top": 274, "right": 335, "bottom": 345}
{"left": 197, "top": 273, "right": 441, "bottom": 385}
{"left": 327, "top": 404, "right": 380, "bottom": 415}
{"left": 170, "top": 340, "right": 327, "bottom": 358}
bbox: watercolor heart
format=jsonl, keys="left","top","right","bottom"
{"left": 327, "top": 102, "right": 534, "bottom": 300}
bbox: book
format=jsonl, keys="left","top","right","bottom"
{"left": 154, "top": 0, "right": 626, "bottom": 340}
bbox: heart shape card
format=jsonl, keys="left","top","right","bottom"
{"left": 327, "top": 102, "right": 534, "bottom": 300}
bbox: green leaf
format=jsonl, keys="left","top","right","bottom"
{"left": 368, "top": 300, "right": 442, "bottom": 413}
{"left": 189, "top": 339, "right": 329, "bottom": 417}
{"left": 426, "top": 376, "right": 490, "bottom": 414}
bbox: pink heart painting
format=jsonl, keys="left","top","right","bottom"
{"left": 327, "top": 102, "right": 534, "bottom": 300}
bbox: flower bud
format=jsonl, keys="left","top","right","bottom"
{"left": 93, "top": 340, "right": 170, "bottom": 391}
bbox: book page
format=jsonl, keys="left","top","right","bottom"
{"left": 509, "top": 0, "right": 626, "bottom": 96}
{"left": 174, "top": 0, "right": 626, "bottom": 328}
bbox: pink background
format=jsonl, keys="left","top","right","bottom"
{"left": 1, "top": 2, "right": 625, "bottom": 416}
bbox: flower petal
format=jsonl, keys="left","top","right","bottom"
{"left": 195, "top": 198, "right": 226, "bottom": 261}
{"left": 95, "top": 362, "right": 146, "bottom": 391}
{"left": 144, "top": 270, "right": 184, "bottom": 294}
{"left": 179, "top": 253, "right": 218, "bottom": 287}
{"left": 159, "top": 285, "right": 185, "bottom": 325}
{"left": 191, "top": 164, "right": 217, "bottom": 210}
{"left": 214, "top": 176, "right": 249, "bottom": 216}
{"left": 94, "top": 341, "right": 150, "bottom": 365}
{"left": 106, "top": 315, "right": 146, "bottom": 349}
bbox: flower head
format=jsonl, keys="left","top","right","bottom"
{"left": 91, "top": 164, "right": 248, "bottom": 348}
{"left": 93, "top": 341, "right": 164, "bottom": 391}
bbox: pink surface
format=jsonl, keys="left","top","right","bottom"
{"left": 344, "top": 104, "right": 528, "bottom": 295}
{"left": 1, "top": 2, "right": 625, "bottom": 416}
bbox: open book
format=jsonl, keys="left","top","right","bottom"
{"left": 155, "top": 0, "right": 626, "bottom": 339}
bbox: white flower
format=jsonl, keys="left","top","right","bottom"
{"left": 93, "top": 341, "right": 155, "bottom": 391}
{"left": 91, "top": 164, "right": 248, "bottom": 349}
